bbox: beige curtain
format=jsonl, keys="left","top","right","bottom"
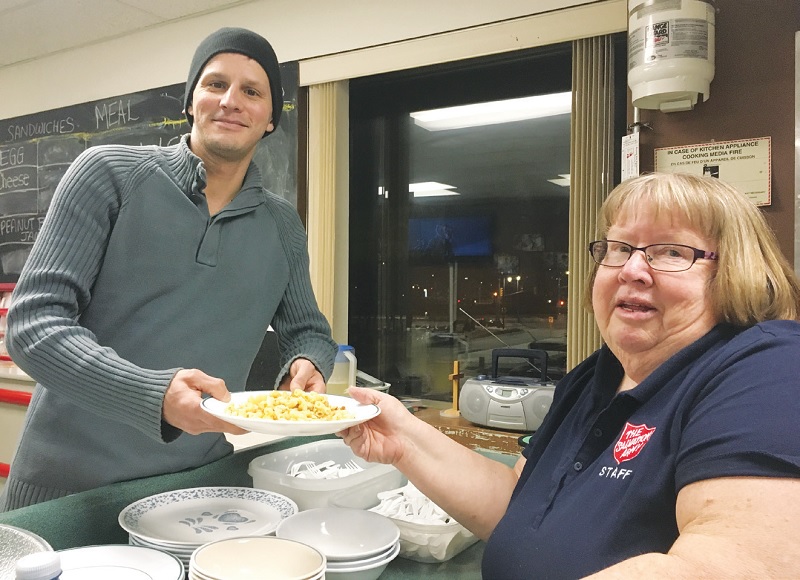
{"left": 307, "top": 81, "right": 350, "bottom": 343}
{"left": 566, "top": 35, "right": 616, "bottom": 370}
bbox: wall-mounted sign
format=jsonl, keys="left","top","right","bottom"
{"left": 654, "top": 137, "right": 771, "bottom": 206}
{"left": 621, "top": 132, "right": 640, "bottom": 181}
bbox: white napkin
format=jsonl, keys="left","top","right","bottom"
{"left": 370, "top": 482, "right": 455, "bottom": 525}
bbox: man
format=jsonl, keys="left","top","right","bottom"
{"left": 0, "top": 27, "right": 337, "bottom": 512}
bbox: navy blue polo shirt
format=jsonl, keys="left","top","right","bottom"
{"left": 482, "top": 321, "right": 800, "bottom": 580}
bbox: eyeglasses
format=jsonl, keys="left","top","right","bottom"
{"left": 588, "top": 240, "right": 718, "bottom": 272}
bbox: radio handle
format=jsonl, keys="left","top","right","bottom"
{"left": 491, "top": 348, "right": 548, "bottom": 381}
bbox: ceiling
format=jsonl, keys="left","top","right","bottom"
{"left": 1, "top": 0, "right": 572, "bottom": 201}
{"left": 0, "top": 0, "right": 254, "bottom": 68}
{"left": 410, "top": 113, "right": 572, "bottom": 202}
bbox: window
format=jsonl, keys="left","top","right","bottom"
{"left": 350, "top": 45, "right": 574, "bottom": 400}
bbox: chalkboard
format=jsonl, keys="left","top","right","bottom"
{"left": 0, "top": 61, "right": 299, "bottom": 282}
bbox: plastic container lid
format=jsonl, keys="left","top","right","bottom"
{"left": 337, "top": 345, "right": 354, "bottom": 353}
{"left": 15, "top": 551, "right": 61, "bottom": 579}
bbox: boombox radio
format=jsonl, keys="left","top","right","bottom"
{"left": 459, "top": 348, "right": 555, "bottom": 433}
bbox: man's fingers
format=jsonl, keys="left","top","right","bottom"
{"left": 187, "top": 370, "right": 231, "bottom": 402}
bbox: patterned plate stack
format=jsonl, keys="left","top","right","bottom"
{"left": 118, "top": 486, "right": 298, "bottom": 570}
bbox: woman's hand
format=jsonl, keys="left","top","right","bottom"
{"left": 337, "top": 386, "right": 416, "bottom": 466}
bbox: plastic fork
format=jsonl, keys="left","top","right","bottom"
{"left": 289, "top": 460, "right": 328, "bottom": 479}
{"left": 344, "top": 460, "right": 363, "bottom": 473}
{"left": 288, "top": 461, "right": 316, "bottom": 477}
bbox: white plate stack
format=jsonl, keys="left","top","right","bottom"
{"left": 118, "top": 487, "right": 298, "bottom": 570}
{"left": 58, "top": 545, "right": 184, "bottom": 579}
{"left": 188, "top": 537, "right": 326, "bottom": 580}
{"left": 324, "top": 542, "right": 401, "bottom": 579}
{"left": 127, "top": 534, "right": 199, "bottom": 571}
{"left": 276, "top": 507, "right": 401, "bottom": 580}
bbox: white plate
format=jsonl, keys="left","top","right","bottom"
{"left": 129, "top": 535, "right": 196, "bottom": 555}
{"left": 201, "top": 392, "right": 380, "bottom": 436}
{"left": 58, "top": 545, "right": 184, "bottom": 580}
{"left": 118, "top": 487, "right": 298, "bottom": 547}
{"left": 0, "top": 524, "right": 52, "bottom": 580}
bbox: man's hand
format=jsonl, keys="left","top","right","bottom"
{"left": 278, "top": 358, "right": 326, "bottom": 393}
{"left": 162, "top": 368, "right": 248, "bottom": 435}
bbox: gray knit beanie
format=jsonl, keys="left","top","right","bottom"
{"left": 184, "top": 27, "right": 282, "bottom": 137}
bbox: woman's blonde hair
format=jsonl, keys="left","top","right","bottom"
{"left": 587, "top": 172, "right": 800, "bottom": 325}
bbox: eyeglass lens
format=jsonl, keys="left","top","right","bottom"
{"left": 591, "top": 241, "right": 696, "bottom": 271}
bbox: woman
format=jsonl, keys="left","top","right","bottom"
{"left": 340, "top": 173, "right": 800, "bottom": 578}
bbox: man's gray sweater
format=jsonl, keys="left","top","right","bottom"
{"left": 1, "top": 136, "right": 336, "bottom": 510}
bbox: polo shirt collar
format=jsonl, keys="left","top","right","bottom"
{"left": 598, "top": 323, "right": 740, "bottom": 406}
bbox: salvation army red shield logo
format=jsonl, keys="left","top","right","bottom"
{"left": 613, "top": 422, "right": 656, "bottom": 464}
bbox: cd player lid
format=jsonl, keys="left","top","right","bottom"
{"left": 469, "top": 375, "right": 548, "bottom": 387}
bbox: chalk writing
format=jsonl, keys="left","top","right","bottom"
{"left": 0, "top": 216, "right": 44, "bottom": 245}
{"left": 95, "top": 99, "right": 140, "bottom": 130}
{"left": 4, "top": 117, "right": 76, "bottom": 143}
{"left": 0, "top": 168, "right": 35, "bottom": 193}
{"left": 0, "top": 146, "right": 24, "bottom": 167}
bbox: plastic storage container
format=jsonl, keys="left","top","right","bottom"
{"left": 327, "top": 345, "right": 357, "bottom": 395}
{"left": 331, "top": 473, "right": 478, "bottom": 563}
{"left": 356, "top": 370, "right": 390, "bottom": 393}
{"left": 248, "top": 439, "right": 399, "bottom": 511}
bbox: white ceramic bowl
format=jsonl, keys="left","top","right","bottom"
{"left": 275, "top": 507, "right": 400, "bottom": 561}
{"left": 325, "top": 541, "right": 399, "bottom": 569}
{"left": 324, "top": 541, "right": 401, "bottom": 580}
{"left": 327, "top": 541, "right": 400, "bottom": 571}
{"left": 190, "top": 571, "right": 324, "bottom": 580}
{"left": 190, "top": 536, "right": 325, "bottom": 580}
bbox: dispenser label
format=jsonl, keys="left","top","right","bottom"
{"left": 629, "top": 18, "right": 710, "bottom": 69}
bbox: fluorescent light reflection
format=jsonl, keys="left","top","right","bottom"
{"left": 547, "top": 174, "right": 571, "bottom": 187}
{"left": 411, "top": 92, "right": 572, "bottom": 131}
{"left": 409, "top": 181, "right": 460, "bottom": 198}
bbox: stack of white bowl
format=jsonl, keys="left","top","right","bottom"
{"left": 188, "top": 537, "right": 326, "bottom": 580}
{"left": 276, "top": 507, "right": 401, "bottom": 580}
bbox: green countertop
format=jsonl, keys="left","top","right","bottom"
{"left": 0, "top": 434, "right": 510, "bottom": 578}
